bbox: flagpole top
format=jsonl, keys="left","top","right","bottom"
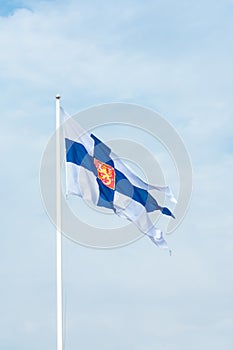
{"left": 56, "top": 94, "right": 61, "bottom": 100}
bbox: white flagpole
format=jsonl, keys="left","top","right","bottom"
{"left": 56, "top": 94, "right": 63, "bottom": 350}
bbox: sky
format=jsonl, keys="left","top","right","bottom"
{"left": 0, "top": 0, "right": 233, "bottom": 349}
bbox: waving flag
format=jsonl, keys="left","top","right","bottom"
{"left": 62, "top": 110, "right": 176, "bottom": 250}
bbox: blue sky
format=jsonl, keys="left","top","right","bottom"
{"left": 0, "top": 0, "right": 233, "bottom": 349}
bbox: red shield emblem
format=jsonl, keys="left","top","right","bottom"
{"left": 94, "top": 158, "right": 116, "bottom": 190}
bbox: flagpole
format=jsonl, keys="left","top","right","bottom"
{"left": 56, "top": 94, "right": 63, "bottom": 350}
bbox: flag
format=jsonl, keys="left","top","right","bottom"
{"left": 62, "top": 109, "right": 176, "bottom": 250}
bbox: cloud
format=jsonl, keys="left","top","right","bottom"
{"left": 1, "top": 0, "right": 232, "bottom": 119}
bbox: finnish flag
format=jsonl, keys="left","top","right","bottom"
{"left": 62, "top": 110, "right": 176, "bottom": 250}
